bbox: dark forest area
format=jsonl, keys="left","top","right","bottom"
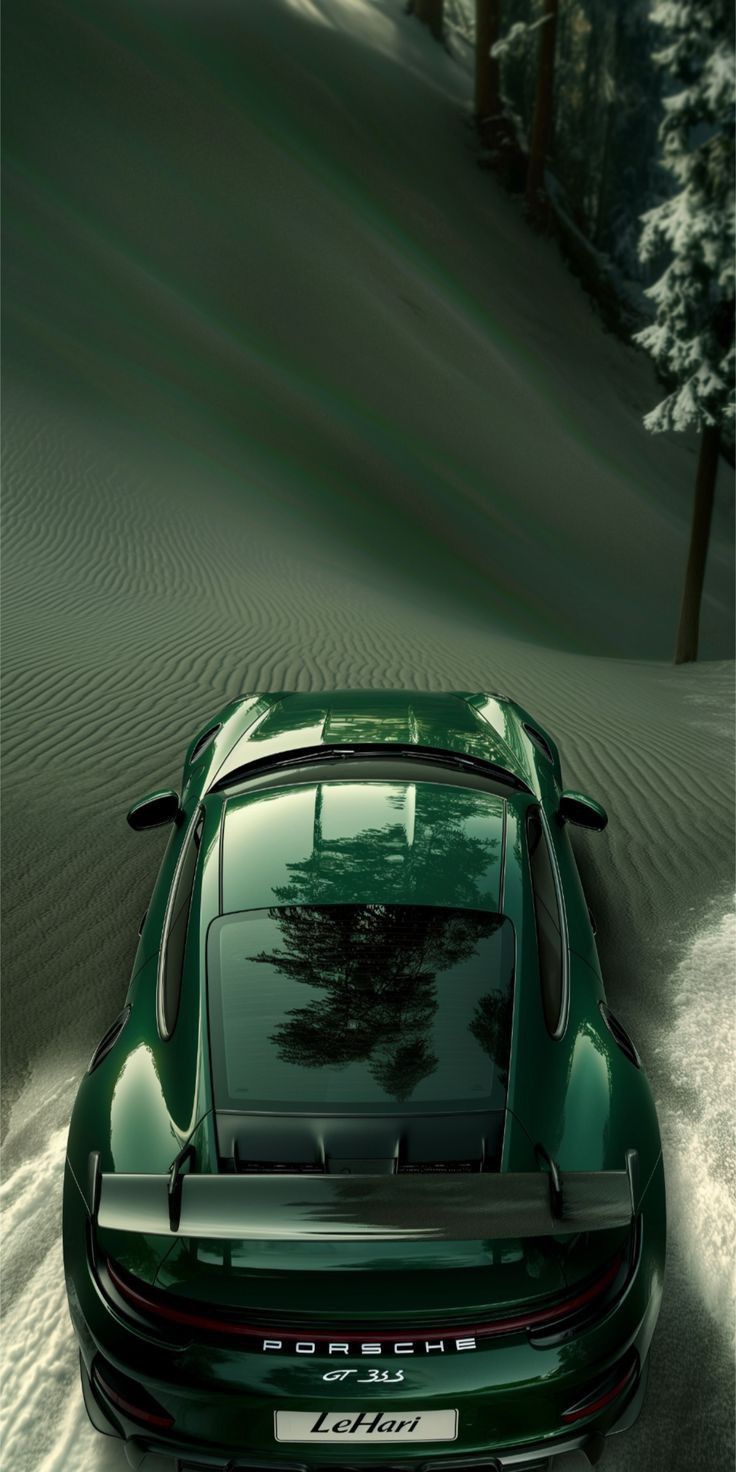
{"left": 413, "top": 0, "right": 734, "bottom": 662}
{"left": 477, "top": 0, "right": 665, "bottom": 307}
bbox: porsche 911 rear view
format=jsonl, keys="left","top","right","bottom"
{"left": 64, "top": 690, "right": 665, "bottom": 1470}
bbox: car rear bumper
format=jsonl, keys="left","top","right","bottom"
{"left": 91, "top": 1355, "right": 647, "bottom": 1470}
{"left": 78, "top": 1324, "right": 650, "bottom": 1472}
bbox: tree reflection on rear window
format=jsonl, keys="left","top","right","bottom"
{"left": 207, "top": 905, "right": 515, "bottom": 1113}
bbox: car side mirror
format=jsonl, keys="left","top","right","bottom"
{"left": 558, "top": 790, "right": 608, "bottom": 831}
{"left": 126, "top": 789, "right": 182, "bottom": 830}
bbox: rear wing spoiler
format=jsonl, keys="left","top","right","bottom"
{"left": 91, "top": 1151, "right": 639, "bottom": 1242}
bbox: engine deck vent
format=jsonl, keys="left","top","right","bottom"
{"left": 234, "top": 1160, "right": 325, "bottom": 1174}
{"left": 189, "top": 722, "right": 222, "bottom": 763}
{"left": 88, "top": 1008, "right": 131, "bottom": 1075}
{"left": 599, "top": 1002, "right": 642, "bottom": 1069}
{"left": 398, "top": 1160, "right": 479, "bottom": 1174}
{"left": 522, "top": 722, "right": 553, "bottom": 763}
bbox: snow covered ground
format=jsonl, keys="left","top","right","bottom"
{"left": 2, "top": 1, "right": 734, "bottom": 1468}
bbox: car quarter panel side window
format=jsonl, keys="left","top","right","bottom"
{"left": 161, "top": 811, "right": 204, "bottom": 1037}
{"left": 526, "top": 807, "right": 566, "bottom": 1036}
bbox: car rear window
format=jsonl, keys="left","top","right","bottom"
{"left": 207, "top": 905, "right": 515, "bottom": 1113}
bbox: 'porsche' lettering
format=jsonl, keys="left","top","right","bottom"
{"left": 261, "top": 1333, "right": 480, "bottom": 1356}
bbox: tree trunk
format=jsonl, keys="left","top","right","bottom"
{"left": 525, "top": 0, "right": 559, "bottom": 216}
{"left": 593, "top": 6, "right": 622, "bottom": 246}
{"left": 475, "top": 0, "right": 501, "bottom": 130}
{"left": 674, "top": 423, "right": 721, "bottom": 665}
{"left": 414, "top": 0, "right": 443, "bottom": 41}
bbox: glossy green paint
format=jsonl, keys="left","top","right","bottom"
{"left": 182, "top": 689, "right": 561, "bottom": 800}
{"left": 64, "top": 690, "right": 665, "bottom": 1468}
{"left": 220, "top": 781, "right": 505, "bottom": 913}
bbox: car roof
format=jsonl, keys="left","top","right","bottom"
{"left": 219, "top": 777, "right": 507, "bottom": 914}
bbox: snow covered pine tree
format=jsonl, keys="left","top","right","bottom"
{"left": 635, "top": 0, "right": 735, "bottom": 664}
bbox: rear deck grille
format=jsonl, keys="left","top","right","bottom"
{"left": 235, "top": 1161, "right": 325, "bottom": 1174}
{"left": 227, "top": 1159, "right": 484, "bottom": 1175}
{"left": 398, "top": 1160, "right": 478, "bottom": 1173}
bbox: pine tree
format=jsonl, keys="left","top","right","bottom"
{"left": 474, "top": 0, "right": 502, "bottom": 144}
{"left": 489, "top": 0, "right": 560, "bottom": 215}
{"left": 525, "top": 0, "right": 560, "bottom": 216}
{"left": 634, "top": 0, "right": 735, "bottom": 663}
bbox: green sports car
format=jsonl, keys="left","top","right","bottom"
{"left": 63, "top": 690, "right": 666, "bottom": 1471}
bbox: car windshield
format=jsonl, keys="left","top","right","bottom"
{"left": 207, "top": 905, "right": 515, "bottom": 1113}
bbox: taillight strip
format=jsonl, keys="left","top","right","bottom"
{"left": 106, "top": 1251, "right": 622, "bottom": 1343}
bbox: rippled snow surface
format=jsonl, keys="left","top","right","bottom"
{"left": 0, "top": 1072, "right": 126, "bottom": 1472}
{"left": 655, "top": 902, "right": 736, "bottom": 1347}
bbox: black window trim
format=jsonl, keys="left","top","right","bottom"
{"left": 216, "top": 757, "right": 515, "bottom": 805}
{"left": 528, "top": 805, "right": 570, "bottom": 1040}
{"left": 209, "top": 743, "right": 532, "bottom": 796}
{"left": 157, "top": 804, "right": 204, "bottom": 1041}
{"left": 498, "top": 797, "right": 508, "bottom": 914}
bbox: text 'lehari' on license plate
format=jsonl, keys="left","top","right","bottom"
{"left": 274, "top": 1409, "right": 458, "bottom": 1443}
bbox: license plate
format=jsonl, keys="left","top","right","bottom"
{"left": 274, "top": 1409, "right": 458, "bottom": 1443}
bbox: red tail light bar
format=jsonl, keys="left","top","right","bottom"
{"left": 105, "top": 1249, "right": 624, "bottom": 1349}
